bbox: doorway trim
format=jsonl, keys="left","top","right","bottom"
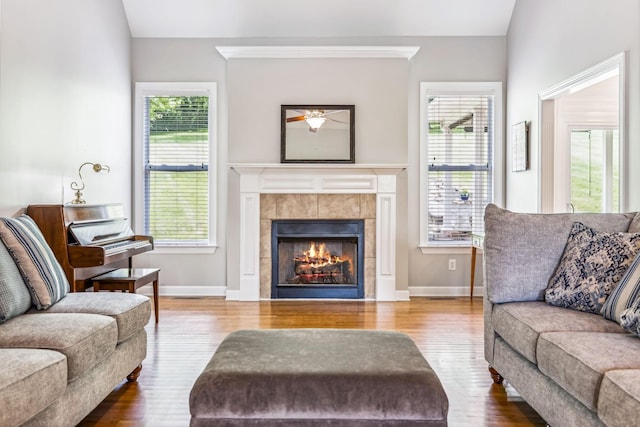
{"left": 537, "top": 52, "right": 626, "bottom": 213}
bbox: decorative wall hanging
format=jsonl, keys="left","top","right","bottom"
{"left": 512, "top": 121, "right": 529, "bottom": 172}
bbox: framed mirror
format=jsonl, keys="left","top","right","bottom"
{"left": 281, "top": 105, "right": 355, "bottom": 163}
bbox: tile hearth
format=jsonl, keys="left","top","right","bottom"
{"left": 260, "top": 193, "right": 376, "bottom": 298}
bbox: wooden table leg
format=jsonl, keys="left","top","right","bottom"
{"left": 152, "top": 278, "right": 159, "bottom": 323}
{"left": 470, "top": 246, "right": 477, "bottom": 298}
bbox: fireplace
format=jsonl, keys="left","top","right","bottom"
{"left": 230, "top": 164, "right": 404, "bottom": 301}
{"left": 271, "top": 219, "right": 365, "bottom": 299}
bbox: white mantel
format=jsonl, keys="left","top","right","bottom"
{"left": 229, "top": 164, "right": 406, "bottom": 301}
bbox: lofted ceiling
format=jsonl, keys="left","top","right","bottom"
{"left": 121, "top": 0, "right": 517, "bottom": 39}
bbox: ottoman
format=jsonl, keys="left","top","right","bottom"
{"left": 189, "top": 329, "right": 448, "bottom": 426}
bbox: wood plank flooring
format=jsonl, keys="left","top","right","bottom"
{"left": 78, "top": 297, "right": 547, "bottom": 426}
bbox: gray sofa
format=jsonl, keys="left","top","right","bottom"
{"left": 0, "top": 214, "right": 151, "bottom": 426}
{"left": 483, "top": 204, "right": 640, "bottom": 427}
{"left": 0, "top": 292, "right": 150, "bottom": 426}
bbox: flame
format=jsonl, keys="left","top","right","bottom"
{"left": 302, "top": 242, "right": 341, "bottom": 267}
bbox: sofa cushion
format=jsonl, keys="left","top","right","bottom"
{"left": 483, "top": 204, "right": 634, "bottom": 304}
{"left": 545, "top": 222, "right": 640, "bottom": 314}
{"left": 44, "top": 292, "right": 151, "bottom": 343}
{"left": 0, "top": 348, "right": 67, "bottom": 427}
{"left": 0, "top": 215, "right": 69, "bottom": 309}
{"left": 492, "top": 301, "right": 624, "bottom": 364}
{"left": 602, "top": 252, "right": 640, "bottom": 323}
{"left": 0, "top": 241, "right": 32, "bottom": 323}
{"left": 0, "top": 312, "right": 117, "bottom": 381}
{"left": 598, "top": 369, "right": 640, "bottom": 427}
{"left": 537, "top": 332, "right": 640, "bottom": 412}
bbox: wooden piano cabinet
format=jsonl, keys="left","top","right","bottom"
{"left": 26, "top": 204, "right": 153, "bottom": 293}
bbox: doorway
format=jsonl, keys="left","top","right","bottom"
{"left": 538, "top": 53, "right": 625, "bottom": 213}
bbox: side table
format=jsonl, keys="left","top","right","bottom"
{"left": 470, "top": 232, "right": 484, "bottom": 298}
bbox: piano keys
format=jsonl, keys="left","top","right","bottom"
{"left": 26, "top": 204, "right": 153, "bottom": 292}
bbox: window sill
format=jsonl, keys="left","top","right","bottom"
{"left": 152, "top": 245, "right": 219, "bottom": 255}
{"left": 418, "top": 245, "right": 472, "bottom": 255}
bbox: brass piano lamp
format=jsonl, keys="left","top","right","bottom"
{"left": 69, "top": 162, "right": 110, "bottom": 204}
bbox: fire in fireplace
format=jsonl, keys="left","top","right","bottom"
{"left": 282, "top": 239, "right": 355, "bottom": 285}
{"left": 271, "top": 219, "right": 364, "bottom": 298}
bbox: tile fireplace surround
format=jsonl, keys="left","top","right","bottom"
{"left": 230, "top": 164, "right": 405, "bottom": 301}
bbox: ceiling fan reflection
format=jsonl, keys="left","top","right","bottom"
{"left": 286, "top": 109, "right": 348, "bottom": 132}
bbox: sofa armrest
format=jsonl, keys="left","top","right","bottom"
{"left": 483, "top": 296, "right": 497, "bottom": 365}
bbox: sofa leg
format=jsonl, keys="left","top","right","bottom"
{"left": 126, "top": 364, "right": 143, "bottom": 382}
{"left": 489, "top": 366, "right": 504, "bottom": 384}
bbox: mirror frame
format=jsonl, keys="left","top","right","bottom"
{"left": 280, "top": 104, "right": 355, "bottom": 163}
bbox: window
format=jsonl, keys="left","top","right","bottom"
{"left": 570, "top": 128, "right": 619, "bottom": 213}
{"left": 419, "top": 82, "right": 503, "bottom": 249}
{"left": 134, "top": 82, "right": 217, "bottom": 249}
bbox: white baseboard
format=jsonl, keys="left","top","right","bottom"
{"left": 395, "top": 290, "right": 411, "bottom": 301}
{"left": 409, "top": 285, "right": 484, "bottom": 298}
{"left": 225, "top": 289, "right": 240, "bottom": 300}
{"left": 138, "top": 285, "right": 481, "bottom": 299}
{"left": 137, "top": 285, "right": 227, "bottom": 297}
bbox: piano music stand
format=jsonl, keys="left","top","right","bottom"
{"left": 91, "top": 268, "right": 159, "bottom": 323}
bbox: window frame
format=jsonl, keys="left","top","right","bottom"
{"left": 134, "top": 82, "right": 218, "bottom": 253}
{"left": 419, "top": 82, "right": 504, "bottom": 253}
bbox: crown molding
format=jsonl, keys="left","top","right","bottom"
{"left": 216, "top": 46, "right": 420, "bottom": 60}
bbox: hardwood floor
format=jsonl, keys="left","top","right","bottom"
{"left": 78, "top": 297, "right": 547, "bottom": 426}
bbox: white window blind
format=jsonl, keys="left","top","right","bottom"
{"left": 425, "top": 93, "right": 494, "bottom": 245}
{"left": 143, "top": 95, "right": 210, "bottom": 245}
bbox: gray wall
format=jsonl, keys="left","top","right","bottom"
{"left": 227, "top": 57, "right": 408, "bottom": 164}
{"left": 506, "top": 0, "right": 640, "bottom": 212}
{"left": 7, "top": 1, "right": 633, "bottom": 296}
{"left": 407, "top": 37, "right": 507, "bottom": 294}
{"left": 226, "top": 54, "right": 410, "bottom": 294}
{"left": 132, "top": 36, "right": 506, "bottom": 295}
{"left": 0, "top": 0, "right": 132, "bottom": 217}
{"left": 131, "top": 39, "right": 229, "bottom": 292}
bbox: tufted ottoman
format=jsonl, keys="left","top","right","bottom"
{"left": 189, "top": 329, "right": 448, "bottom": 426}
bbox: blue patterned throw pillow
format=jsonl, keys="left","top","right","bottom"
{"left": 0, "top": 215, "right": 69, "bottom": 310}
{"left": 545, "top": 222, "right": 640, "bottom": 314}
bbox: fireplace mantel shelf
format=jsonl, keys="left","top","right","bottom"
{"left": 229, "top": 163, "right": 407, "bottom": 172}
{"left": 230, "top": 163, "right": 405, "bottom": 195}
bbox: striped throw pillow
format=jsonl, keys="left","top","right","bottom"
{"left": 0, "top": 215, "right": 69, "bottom": 310}
{"left": 629, "top": 212, "right": 640, "bottom": 233}
{"left": 602, "top": 253, "right": 640, "bottom": 323}
{"left": 620, "top": 294, "right": 640, "bottom": 335}
{"left": 0, "top": 241, "right": 32, "bottom": 322}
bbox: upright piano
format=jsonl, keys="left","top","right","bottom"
{"left": 27, "top": 204, "right": 153, "bottom": 292}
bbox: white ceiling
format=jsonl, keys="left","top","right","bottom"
{"left": 121, "top": 0, "right": 517, "bottom": 39}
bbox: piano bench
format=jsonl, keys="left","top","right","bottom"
{"left": 91, "top": 268, "right": 159, "bottom": 323}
